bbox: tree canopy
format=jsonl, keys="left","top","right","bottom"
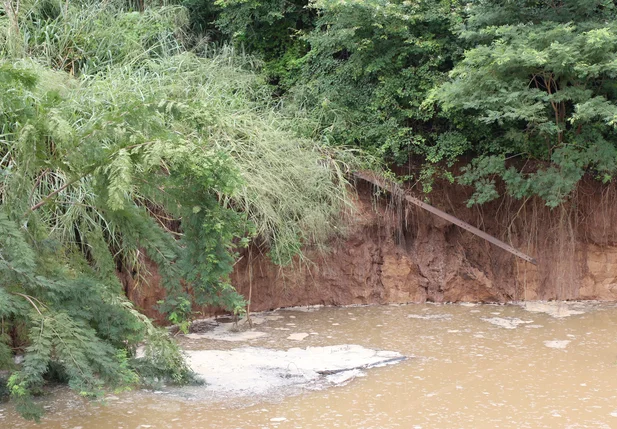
{"left": 433, "top": 0, "right": 617, "bottom": 206}
{"left": 195, "top": 0, "right": 617, "bottom": 203}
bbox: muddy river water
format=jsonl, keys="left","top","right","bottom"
{"left": 4, "top": 302, "right": 617, "bottom": 429}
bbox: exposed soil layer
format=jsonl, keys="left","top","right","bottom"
{"left": 124, "top": 177, "right": 617, "bottom": 319}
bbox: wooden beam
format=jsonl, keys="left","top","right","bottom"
{"left": 354, "top": 172, "right": 537, "bottom": 265}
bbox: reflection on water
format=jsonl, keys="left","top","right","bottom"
{"left": 4, "top": 302, "right": 617, "bottom": 429}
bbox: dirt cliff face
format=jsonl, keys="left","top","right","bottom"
{"left": 229, "top": 177, "right": 617, "bottom": 312}
{"left": 125, "top": 177, "right": 617, "bottom": 319}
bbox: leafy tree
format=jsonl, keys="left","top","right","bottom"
{"left": 432, "top": 0, "right": 617, "bottom": 206}
{"left": 1, "top": 1, "right": 353, "bottom": 420}
{"left": 0, "top": 61, "right": 196, "bottom": 421}
{"left": 185, "top": 0, "right": 314, "bottom": 87}
{"left": 290, "top": 0, "right": 463, "bottom": 166}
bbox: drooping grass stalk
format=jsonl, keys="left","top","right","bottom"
{"left": 2, "top": 1, "right": 357, "bottom": 268}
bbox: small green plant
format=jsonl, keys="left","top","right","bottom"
{"left": 161, "top": 297, "right": 193, "bottom": 334}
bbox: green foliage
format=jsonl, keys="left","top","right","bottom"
{"left": 290, "top": 0, "right": 462, "bottom": 164}
{"left": 6, "top": 0, "right": 617, "bottom": 420}
{"left": 194, "top": 0, "right": 617, "bottom": 207}
{"left": 131, "top": 329, "right": 193, "bottom": 387}
{"left": 7, "top": 312, "right": 140, "bottom": 420}
{"left": 13, "top": 2, "right": 187, "bottom": 74}
{"left": 0, "top": 11, "right": 224, "bottom": 421}
{"left": 0, "top": 55, "right": 228, "bottom": 418}
{"left": 1, "top": 1, "right": 353, "bottom": 420}
{"left": 188, "top": 0, "right": 313, "bottom": 86}
{"left": 432, "top": 0, "right": 617, "bottom": 206}
{"left": 115, "top": 51, "right": 353, "bottom": 266}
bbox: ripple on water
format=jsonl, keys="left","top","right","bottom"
{"left": 6, "top": 302, "right": 617, "bottom": 429}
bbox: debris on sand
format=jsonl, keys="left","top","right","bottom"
{"left": 183, "top": 319, "right": 268, "bottom": 342}
{"left": 186, "top": 345, "right": 406, "bottom": 397}
{"left": 184, "top": 330, "right": 267, "bottom": 342}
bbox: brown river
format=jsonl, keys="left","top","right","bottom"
{"left": 3, "top": 302, "right": 617, "bottom": 429}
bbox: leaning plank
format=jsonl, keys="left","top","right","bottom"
{"left": 354, "top": 171, "right": 537, "bottom": 265}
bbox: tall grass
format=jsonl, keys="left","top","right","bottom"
{"left": 79, "top": 52, "right": 355, "bottom": 264}
{"left": 6, "top": 1, "right": 187, "bottom": 73}
{"left": 2, "top": 1, "right": 355, "bottom": 266}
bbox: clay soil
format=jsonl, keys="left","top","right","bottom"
{"left": 124, "top": 176, "right": 617, "bottom": 320}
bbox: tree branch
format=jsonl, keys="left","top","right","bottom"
{"left": 25, "top": 176, "right": 85, "bottom": 216}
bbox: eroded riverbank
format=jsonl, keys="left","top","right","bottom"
{"left": 5, "top": 301, "right": 617, "bottom": 429}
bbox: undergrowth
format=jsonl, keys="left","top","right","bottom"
{"left": 0, "top": 0, "right": 355, "bottom": 420}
